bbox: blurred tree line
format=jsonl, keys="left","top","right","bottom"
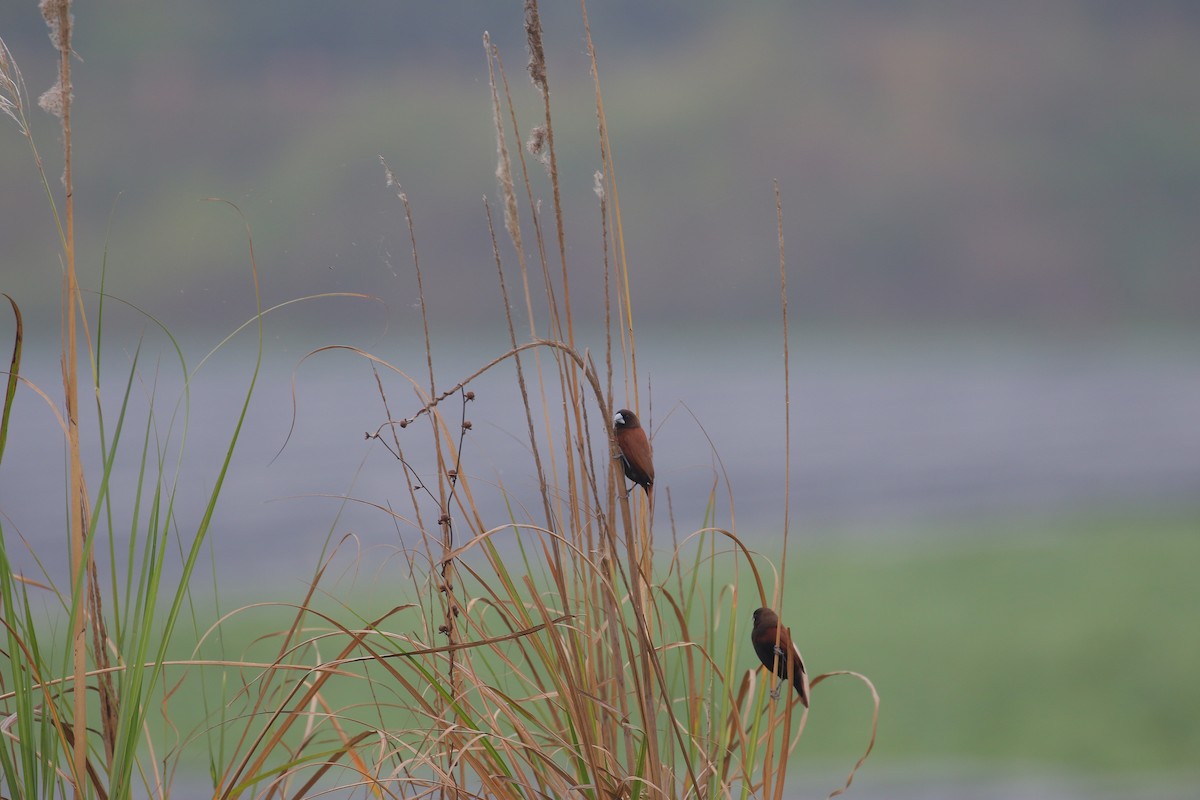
{"left": 2, "top": 1, "right": 1198, "bottom": 335}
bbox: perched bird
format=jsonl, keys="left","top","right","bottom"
{"left": 613, "top": 408, "right": 654, "bottom": 497}
{"left": 750, "top": 607, "right": 810, "bottom": 707}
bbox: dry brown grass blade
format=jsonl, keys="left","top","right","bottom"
{"left": 775, "top": 180, "right": 793, "bottom": 607}
{"left": 308, "top": 611, "right": 578, "bottom": 797}
{"left": 525, "top": 4, "right": 603, "bottom": 615}
{"left": 674, "top": 400, "right": 741, "bottom": 541}
{"left": 669, "top": 527, "right": 770, "bottom": 610}
{"left": 490, "top": 17, "right": 587, "bottom": 600}
{"left": 377, "top": 163, "right": 469, "bottom": 786}
{"left": 768, "top": 679, "right": 799, "bottom": 800}
{"left": 0, "top": 614, "right": 82, "bottom": 784}
{"left": 0, "top": 293, "right": 22, "bottom": 465}
{"left": 219, "top": 602, "right": 415, "bottom": 799}
{"left": 651, "top": 588, "right": 753, "bottom": 788}
{"left": 456, "top": 684, "right": 587, "bottom": 791}
{"left": 218, "top": 554, "right": 364, "bottom": 797}
{"left": 718, "top": 670, "right": 753, "bottom": 789}
{"left": 440, "top": 523, "right": 583, "bottom": 565}
{"left": 38, "top": 0, "right": 91, "bottom": 792}
{"left": 3, "top": 572, "right": 53, "bottom": 592}
{"left": 483, "top": 183, "right": 552, "bottom": 532}
{"left": 606, "top": 503, "right": 705, "bottom": 797}
{"left": 327, "top": 613, "right": 574, "bottom": 670}
{"left": 757, "top": 626, "right": 811, "bottom": 798}
{"left": 352, "top": 340, "right": 609, "bottom": 432}
{"left": 522, "top": 584, "right": 616, "bottom": 797}
{"left": 458, "top": 595, "right": 569, "bottom": 738}
{"left": 810, "top": 670, "right": 881, "bottom": 799}
{"left": 58, "top": 721, "right": 109, "bottom": 800}
{"left": 89, "top": 560, "right": 119, "bottom": 769}
{"left": 39, "top": 0, "right": 98, "bottom": 786}
{"left": 286, "top": 726, "right": 381, "bottom": 800}
{"left": 523, "top": 0, "right": 574, "bottom": 351}
{"left": 488, "top": 36, "right": 547, "bottom": 348}
{"left": 581, "top": 0, "right": 639, "bottom": 415}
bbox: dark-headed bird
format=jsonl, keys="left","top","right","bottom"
{"left": 750, "top": 607, "right": 810, "bottom": 707}
{"left": 613, "top": 409, "right": 654, "bottom": 498}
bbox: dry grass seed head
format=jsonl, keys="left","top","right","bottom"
{"left": 525, "top": 125, "right": 550, "bottom": 170}
{"left": 0, "top": 39, "right": 33, "bottom": 135}
{"left": 37, "top": 80, "right": 68, "bottom": 119}
{"left": 523, "top": 0, "right": 547, "bottom": 95}
{"left": 39, "top": 0, "right": 73, "bottom": 53}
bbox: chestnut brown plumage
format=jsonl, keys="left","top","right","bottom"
{"left": 750, "top": 607, "right": 810, "bottom": 707}
{"left": 613, "top": 409, "right": 653, "bottom": 497}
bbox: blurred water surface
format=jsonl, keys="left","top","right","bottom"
{"left": 2, "top": 329, "right": 1195, "bottom": 586}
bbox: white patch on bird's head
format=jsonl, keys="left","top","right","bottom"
{"left": 613, "top": 411, "right": 625, "bottom": 426}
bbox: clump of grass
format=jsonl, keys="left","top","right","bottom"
{"left": 1, "top": 6, "right": 270, "bottom": 796}
{"left": 0, "top": 1, "right": 877, "bottom": 798}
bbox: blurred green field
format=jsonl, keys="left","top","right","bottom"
{"left": 786, "top": 507, "right": 1200, "bottom": 776}
{"left": 144, "top": 507, "right": 1199, "bottom": 780}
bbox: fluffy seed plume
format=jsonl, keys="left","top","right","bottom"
{"left": 526, "top": 125, "right": 546, "bottom": 156}
{"left": 39, "top": 0, "right": 73, "bottom": 54}
{"left": 526, "top": 125, "right": 549, "bottom": 168}
{"left": 38, "top": 79, "right": 68, "bottom": 119}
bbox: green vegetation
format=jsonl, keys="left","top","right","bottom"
{"left": 150, "top": 509, "right": 1196, "bottom": 778}
{"left": 3, "top": 4, "right": 878, "bottom": 797}
{"left": 3, "top": 1, "right": 1194, "bottom": 797}
{"left": 792, "top": 510, "right": 1200, "bottom": 773}
{"left": 6, "top": 508, "right": 1196, "bottom": 787}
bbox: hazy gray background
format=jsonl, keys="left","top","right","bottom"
{"left": 1, "top": 3, "right": 1198, "bottom": 798}
{"left": 3, "top": 2, "right": 1199, "bottom": 336}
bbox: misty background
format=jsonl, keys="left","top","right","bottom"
{"left": 3, "top": 2, "right": 1198, "bottom": 334}
{"left": 1, "top": 2, "right": 1198, "bottom": 798}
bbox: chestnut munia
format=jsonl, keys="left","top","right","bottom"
{"left": 613, "top": 408, "right": 653, "bottom": 497}
{"left": 750, "top": 607, "right": 810, "bottom": 707}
